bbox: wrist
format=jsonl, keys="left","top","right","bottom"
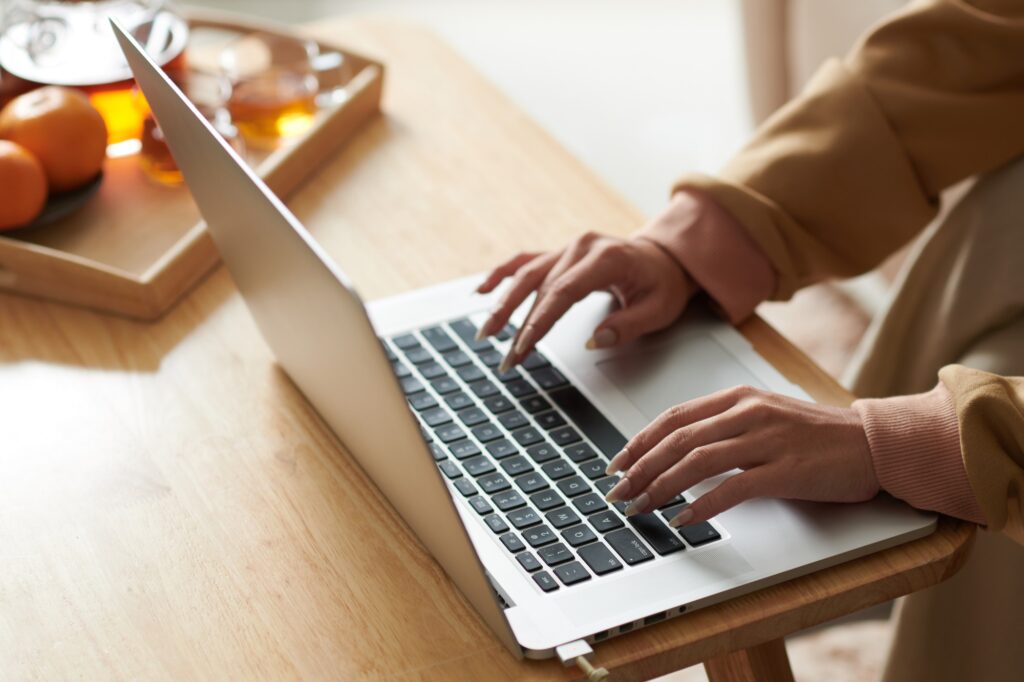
{"left": 636, "top": 188, "right": 776, "bottom": 324}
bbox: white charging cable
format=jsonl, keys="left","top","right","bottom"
{"left": 556, "top": 640, "right": 611, "bottom": 681}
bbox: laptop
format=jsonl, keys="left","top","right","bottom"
{"left": 112, "top": 21, "right": 935, "bottom": 659}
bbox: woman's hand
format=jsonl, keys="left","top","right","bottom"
{"left": 605, "top": 385, "right": 879, "bottom": 526}
{"left": 476, "top": 233, "right": 696, "bottom": 371}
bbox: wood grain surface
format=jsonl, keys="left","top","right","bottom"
{"left": 0, "top": 18, "right": 972, "bottom": 681}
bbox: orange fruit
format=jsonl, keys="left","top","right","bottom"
{"left": 0, "top": 86, "right": 107, "bottom": 192}
{"left": 0, "top": 140, "right": 48, "bottom": 230}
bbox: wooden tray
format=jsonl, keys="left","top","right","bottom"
{"left": 0, "top": 9, "right": 383, "bottom": 320}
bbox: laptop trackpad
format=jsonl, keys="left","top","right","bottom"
{"left": 595, "top": 334, "right": 765, "bottom": 421}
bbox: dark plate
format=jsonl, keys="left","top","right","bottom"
{"left": 13, "top": 172, "right": 104, "bottom": 231}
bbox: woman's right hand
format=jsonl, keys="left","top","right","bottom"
{"left": 476, "top": 226, "right": 697, "bottom": 371}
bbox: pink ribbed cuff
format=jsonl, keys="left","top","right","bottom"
{"left": 853, "top": 383, "right": 986, "bottom": 524}
{"left": 637, "top": 190, "right": 776, "bottom": 324}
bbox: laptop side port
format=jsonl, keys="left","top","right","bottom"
{"left": 643, "top": 611, "right": 666, "bottom": 625}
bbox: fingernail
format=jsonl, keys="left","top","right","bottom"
{"left": 669, "top": 508, "right": 694, "bottom": 528}
{"left": 605, "top": 477, "right": 631, "bottom": 502}
{"left": 605, "top": 450, "right": 628, "bottom": 475}
{"left": 624, "top": 493, "right": 649, "bottom": 517}
{"left": 513, "top": 326, "right": 536, "bottom": 357}
{"left": 585, "top": 328, "right": 618, "bottom": 350}
{"left": 498, "top": 353, "right": 515, "bottom": 374}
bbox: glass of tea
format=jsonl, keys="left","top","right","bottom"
{"left": 219, "top": 31, "right": 348, "bottom": 151}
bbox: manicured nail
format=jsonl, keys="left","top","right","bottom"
{"left": 669, "top": 508, "right": 694, "bottom": 528}
{"left": 605, "top": 450, "right": 628, "bottom": 475}
{"left": 624, "top": 493, "right": 649, "bottom": 517}
{"left": 513, "top": 326, "right": 536, "bottom": 357}
{"left": 498, "top": 354, "right": 515, "bottom": 374}
{"left": 604, "top": 477, "right": 631, "bottom": 502}
{"left": 585, "top": 328, "right": 618, "bottom": 350}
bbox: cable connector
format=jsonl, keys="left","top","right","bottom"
{"left": 556, "top": 640, "right": 610, "bottom": 681}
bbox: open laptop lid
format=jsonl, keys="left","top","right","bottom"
{"left": 110, "top": 20, "right": 522, "bottom": 656}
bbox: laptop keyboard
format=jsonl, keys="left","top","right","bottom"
{"left": 385, "top": 317, "right": 723, "bottom": 593}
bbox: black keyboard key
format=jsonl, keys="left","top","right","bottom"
{"left": 578, "top": 460, "right": 606, "bottom": 481}
{"left": 421, "top": 326, "right": 458, "bottom": 353}
{"left": 492, "top": 490, "right": 527, "bottom": 511}
{"left": 511, "top": 427, "right": 544, "bottom": 447}
{"left": 553, "top": 561, "right": 591, "bottom": 586}
{"left": 471, "top": 422, "right": 503, "bottom": 443}
{"left": 541, "top": 458, "right": 574, "bottom": 480}
{"left": 678, "top": 521, "right": 722, "bottom": 547}
{"left": 507, "top": 508, "right": 541, "bottom": 529}
{"left": 500, "top": 532, "right": 525, "bottom": 553}
{"left": 457, "top": 407, "right": 489, "bottom": 427}
{"left": 526, "top": 443, "right": 559, "bottom": 464}
{"left": 562, "top": 524, "right": 598, "bottom": 547}
{"left": 469, "top": 496, "right": 492, "bottom": 515}
{"left": 521, "top": 351, "right": 550, "bottom": 371}
{"left": 429, "top": 444, "right": 447, "bottom": 461}
{"left": 400, "top": 377, "right": 424, "bottom": 395}
{"left": 589, "top": 510, "right": 624, "bottom": 533}
{"left": 478, "top": 473, "right": 511, "bottom": 494}
{"left": 550, "top": 426, "right": 582, "bottom": 447}
{"left": 448, "top": 318, "right": 478, "bottom": 343}
{"left": 421, "top": 407, "right": 452, "bottom": 427}
{"left": 469, "top": 379, "right": 500, "bottom": 399}
{"left": 606, "top": 528, "right": 655, "bottom": 565}
{"left": 658, "top": 494, "right": 687, "bottom": 510}
{"left": 454, "top": 478, "right": 477, "bottom": 497}
{"left": 532, "top": 571, "right": 559, "bottom": 592}
{"left": 522, "top": 524, "right": 557, "bottom": 547}
{"left": 384, "top": 344, "right": 398, "bottom": 362}
{"left": 438, "top": 460, "right": 462, "bottom": 479}
{"left": 577, "top": 543, "right": 623, "bottom": 576}
{"left": 457, "top": 365, "right": 486, "bottom": 383}
{"left": 434, "top": 424, "right": 466, "bottom": 443}
{"left": 572, "top": 493, "right": 607, "bottom": 515}
{"left": 535, "top": 410, "right": 566, "bottom": 430}
{"left": 420, "top": 425, "right": 432, "bottom": 442}
{"left": 538, "top": 542, "right": 573, "bottom": 566}
{"left": 498, "top": 410, "right": 529, "bottom": 431}
{"left": 392, "top": 333, "right": 419, "bottom": 349}
{"left": 464, "top": 456, "right": 496, "bottom": 477}
{"left": 479, "top": 350, "right": 502, "bottom": 367}
{"left": 449, "top": 440, "right": 481, "bottom": 459}
{"left": 483, "top": 395, "right": 514, "bottom": 414}
{"left": 431, "top": 377, "right": 459, "bottom": 394}
{"left": 506, "top": 379, "right": 537, "bottom": 398}
{"left": 405, "top": 346, "right": 433, "bottom": 365}
{"left": 557, "top": 476, "right": 590, "bottom": 498}
{"left": 418, "top": 362, "right": 448, "bottom": 380}
{"left": 564, "top": 443, "right": 599, "bottom": 463}
{"left": 545, "top": 506, "right": 580, "bottom": 529}
{"left": 468, "top": 337, "right": 494, "bottom": 353}
{"left": 530, "top": 366, "right": 568, "bottom": 390}
{"left": 659, "top": 502, "right": 689, "bottom": 521}
{"left": 442, "top": 350, "right": 472, "bottom": 368}
{"left": 486, "top": 439, "right": 518, "bottom": 459}
{"left": 493, "top": 367, "right": 522, "bottom": 383}
{"left": 515, "top": 472, "right": 548, "bottom": 494}
{"left": 519, "top": 395, "right": 553, "bottom": 414}
{"left": 445, "top": 391, "right": 475, "bottom": 410}
{"left": 549, "top": 387, "right": 627, "bottom": 458}
{"left": 530, "top": 489, "right": 563, "bottom": 512}
{"left": 517, "top": 552, "right": 542, "bottom": 572}
{"left": 628, "top": 514, "right": 686, "bottom": 555}
{"left": 393, "top": 362, "right": 411, "bottom": 378}
{"left": 409, "top": 393, "right": 438, "bottom": 411}
{"left": 484, "top": 514, "right": 509, "bottom": 533}
{"left": 594, "top": 476, "right": 620, "bottom": 496}
{"left": 501, "top": 455, "right": 534, "bottom": 477}
{"left": 495, "top": 323, "right": 517, "bottom": 341}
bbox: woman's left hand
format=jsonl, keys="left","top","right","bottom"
{"left": 604, "top": 385, "right": 879, "bottom": 526}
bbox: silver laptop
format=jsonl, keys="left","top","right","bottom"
{"left": 113, "top": 22, "right": 935, "bottom": 659}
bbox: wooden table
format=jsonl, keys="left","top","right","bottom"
{"left": 0, "top": 18, "right": 973, "bottom": 681}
